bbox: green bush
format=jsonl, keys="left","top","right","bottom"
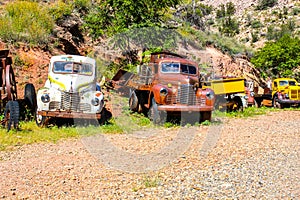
{"left": 251, "top": 20, "right": 263, "bottom": 29}
{"left": 0, "top": 1, "right": 54, "bottom": 44}
{"left": 49, "top": 1, "right": 73, "bottom": 22}
{"left": 251, "top": 34, "right": 300, "bottom": 77}
{"left": 256, "top": 0, "right": 278, "bottom": 10}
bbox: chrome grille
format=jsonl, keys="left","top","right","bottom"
{"left": 177, "top": 84, "right": 196, "bottom": 105}
{"left": 61, "top": 92, "right": 80, "bottom": 111}
{"left": 79, "top": 103, "right": 91, "bottom": 112}
{"left": 49, "top": 101, "right": 60, "bottom": 110}
{"left": 196, "top": 97, "right": 206, "bottom": 106}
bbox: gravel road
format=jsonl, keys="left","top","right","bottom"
{"left": 0, "top": 110, "right": 299, "bottom": 199}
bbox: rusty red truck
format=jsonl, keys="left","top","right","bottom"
{"left": 112, "top": 52, "right": 215, "bottom": 124}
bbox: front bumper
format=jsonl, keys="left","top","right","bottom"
{"left": 157, "top": 105, "right": 213, "bottom": 112}
{"left": 277, "top": 99, "right": 300, "bottom": 104}
{"left": 37, "top": 110, "right": 103, "bottom": 119}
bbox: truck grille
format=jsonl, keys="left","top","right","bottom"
{"left": 290, "top": 89, "right": 300, "bottom": 100}
{"left": 178, "top": 84, "right": 196, "bottom": 105}
{"left": 165, "top": 84, "right": 206, "bottom": 106}
{"left": 61, "top": 92, "right": 80, "bottom": 111}
{"left": 49, "top": 101, "right": 60, "bottom": 110}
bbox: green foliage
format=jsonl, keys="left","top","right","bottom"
{"left": 216, "top": 2, "right": 239, "bottom": 36}
{"left": 251, "top": 20, "right": 263, "bottom": 29}
{"left": 176, "top": 3, "right": 212, "bottom": 29}
{"left": 256, "top": 0, "right": 278, "bottom": 10}
{"left": 84, "top": 0, "right": 181, "bottom": 38}
{"left": 251, "top": 32, "right": 259, "bottom": 43}
{"left": 0, "top": 1, "right": 54, "bottom": 44}
{"left": 292, "top": 7, "right": 300, "bottom": 15}
{"left": 216, "top": 2, "right": 235, "bottom": 18}
{"left": 251, "top": 35, "right": 300, "bottom": 77}
{"left": 266, "top": 20, "right": 296, "bottom": 41}
{"left": 181, "top": 26, "right": 252, "bottom": 56}
{"left": 48, "top": 0, "right": 73, "bottom": 22}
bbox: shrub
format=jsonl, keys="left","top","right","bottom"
{"left": 48, "top": 1, "right": 73, "bottom": 22}
{"left": 256, "top": 0, "right": 278, "bottom": 10}
{"left": 251, "top": 20, "right": 264, "bottom": 29}
{"left": 0, "top": 1, "right": 54, "bottom": 45}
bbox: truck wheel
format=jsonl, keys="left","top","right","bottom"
{"left": 129, "top": 90, "right": 138, "bottom": 112}
{"left": 232, "top": 97, "right": 243, "bottom": 112}
{"left": 148, "top": 97, "right": 166, "bottom": 124}
{"left": 272, "top": 96, "right": 282, "bottom": 109}
{"left": 36, "top": 112, "right": 47, "bottom": 127}
{"left": 200, "top": 111, "right": 212, "bottom": 122}
{"left": 24, "top": 83, "right": 37, "bottom": 119}
{"left": 4, "top": 100, "right": 20, "bottom": 131}
{"left": 98, "top": 107, "right": 112, "bottom": 125}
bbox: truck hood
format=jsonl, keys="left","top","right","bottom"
{"left": 47, "top": 74, "right": 96, "bottom": 92}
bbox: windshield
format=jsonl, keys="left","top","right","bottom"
{"left": 161, "top": 63, "right": 197, "bottom": 75}
{"left": 53, "top": 61, "right": 93, "bottom": 75}
{"left": 279, "top": 80, "right": 296, "bottom": 86}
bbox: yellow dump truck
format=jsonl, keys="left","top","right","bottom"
{"left": 202, "top": 77, "right": 247, "bottom": 111}
{"left": 253, "top": 78, "right": 300, "bottom": 108}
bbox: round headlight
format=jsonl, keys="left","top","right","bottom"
{"left": 250, "top": 92, "right": 255, "bottom": 97}
{"left": 91, "top": 98, "right": 100, "bottom": 106}
{"left": 41, "top": 94, "right": 50, "bottom": 103}
{"left": 206, "top": 90, "right": 215, "bottom": 100}
{"left": 160, "top": 88, "right": 168, "bottom": 97}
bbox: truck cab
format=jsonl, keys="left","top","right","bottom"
{"left": 36, "top": 55, "right": 109, "bottom": 126}
{"left": 272, "top": 78, "right": 300, "bottom": 108}
{"left": 124, "top": 52, "right": 215, "bottom": 124}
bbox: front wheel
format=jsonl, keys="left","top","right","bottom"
{"left": 36, "top": 111, "right": 48, "bottom": 127}
{"left": 148, "top": 97, "right": 166, "bottom": 124}
{"left": 200, "top": 111, "right": 212, "bottom": 123}
{"left": 273, "top": 96, "right": 283, "bottom": 109}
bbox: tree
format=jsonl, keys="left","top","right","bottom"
{"left": 84, "top": 0, "right": 181, "bottom": 38}
{"left": 251, "top": 35, "right": 300, "bottom": 78}
{"left": 216, "top": 2, "right": 239, "bottom": 36}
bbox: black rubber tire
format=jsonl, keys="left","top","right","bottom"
{"left": 273, "top": 96, "right": 283, "bottom": 109}
{"left": 232, "top": 96, "right": 243, "bottom": 112}
{"left": 98, "top": 107, "right": 112, "bottom": 125}
{"left": 4, "top": 100, "right": 20, "bottom": 131}
{"left": 24, "top": 83, "right": 37, "bottom": 119}
{"left": 36, "top": 111, "right": 47, "bottom": 127}
{"left": 148, "top": 97, "right": 166, "bottom": 124}
{"left": 129, "top": 90, "right": 139, "bottom": 112}
{"left": 200, "top": 111, "right": 212, "bottom": 122}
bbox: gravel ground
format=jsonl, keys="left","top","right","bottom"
{"left": 0, "top": 110, "right": 299, "bottom": 199}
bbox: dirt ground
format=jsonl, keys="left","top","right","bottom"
{"left": 0, "top": 110, "right": 299, "bottom": 199}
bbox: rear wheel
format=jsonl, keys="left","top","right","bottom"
{"left": 24, "top": 83, "right": 37, "bottom": 119}
{"left": 4, "top": 100, "right": 20, "bottom": 131}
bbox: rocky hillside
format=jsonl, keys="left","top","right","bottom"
{"left": 1, "top": 0, "right": 299, "bottom": 96}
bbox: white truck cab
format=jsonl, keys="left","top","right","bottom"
{"left": 36, "top": 55, "right": 108, "bottom": 126}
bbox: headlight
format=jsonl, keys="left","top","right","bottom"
{"left": 285, "top": 93, "right": 289, "bottom": 98}
{"left": 160, "top": 88, "right": 168, "bottom": 97}
{"left": 41, "top": 94, "right": 50, "bottom": 103}
{"left": 250, "top": 92, "right": 255, "bottom": 97}
{"left": 206, "top": 90, "right": 215, "bottom": 100}
{"left": 91, "top": 98, "right": 100, "bottom": 106}
{"left": 244, "top": 95, "right": 249, "bottom": 100}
